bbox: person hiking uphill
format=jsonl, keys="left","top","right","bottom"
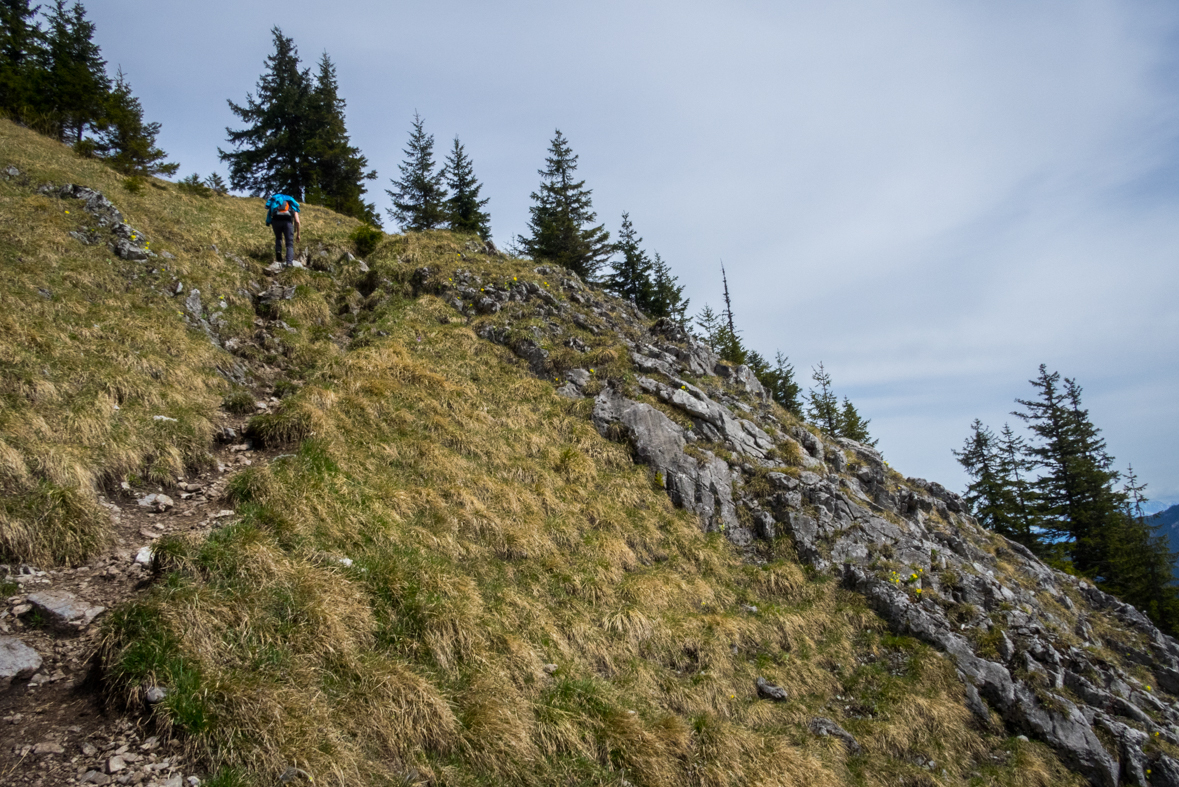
{"left": 265, "top": 193, "right": 301, "bottom": 266}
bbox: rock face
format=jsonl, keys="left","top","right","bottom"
{"left": 447, "top": 262, "right": 1178, "bottom": 787}
{"left": 592, "top": 385, "right": 743, "bottom": 541}
{"left": 0, "top": 636, "right": 41, "bottom": 690}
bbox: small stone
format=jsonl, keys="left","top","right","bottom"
{"left": 108, "top": 755, "right": 126, "bottom": 773}
{"left": 144, "top": 685, "right": 167, "bottom": 704}
{"left": 756, "top": 677, "right": 788, "bottom": 702}
{"left": 83, "top": 771, "right": 111, "bottom": 785}
{"left": 82, "top": 741, "right": 98, "bottom": 756}
{"left": 33, "top": 741, "right": 65, "bottom": 755}
{"left": 542, "top": 663, "right": 559, "bottom": 674}
{"left": 136, "top": 494, "right": 174, "bottom": 513}
{"left": 134, "top": 547, "right": 154, "bottom": 565}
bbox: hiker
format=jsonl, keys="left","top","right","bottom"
{"left": 265, "top": 193, "right": 301, "bottom": 265}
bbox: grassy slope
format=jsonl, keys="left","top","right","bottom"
{"left": 0, "top": 120, "right": 1081, "bottom": 787}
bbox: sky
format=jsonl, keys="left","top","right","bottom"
{"left": 83, "top": 0, "right": 1179, "bottom": 508}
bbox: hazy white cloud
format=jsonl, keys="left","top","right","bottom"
{"left": 86, "top": 0, "right": 1179, "bottom": 502}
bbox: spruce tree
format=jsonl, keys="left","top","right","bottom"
{"left": 807, "top": 362, "right": 839, "bottom": 435}
{"left": 746, "top": 351, "right": 801, "bottom": 416}
{"left": 995, "top": 423, "right": 1041, "bottom": 547}
{"left": 605, "top": 212, "right": 654, "bottom": 308}
{"left": 648, "top": 252, "right": 689, "bottom": 323}
{"left": 442, "top": 136, "right": 490, "bottom": 239}
{"left": 715, "top": 264, "right": 747, "bottom": 365}
{"left": 694, "top": 304, "right": 722, "bottom": 351}
{"left": 0, "top": 0, "right": 44, "bottom": 121}
{"left": 43, "top": 0, "right": 107, "bottom": 143}
{"left": 1102, "top": 467, "right": 1179, "bottom": 635}
{"left": 837, "top": 397, "right": 876, "bottom": 446}
{"left": 89, "top": 68, "right": 177, "bottom": 177}
{"left": 386, "top": 112, "right": 448, "bottom": 232}
{"left": 954, "top": 420, "right": 1039, "bottom": 550}
{"left": 518, "top": 130, "right": 613, "bottom": 279}
{"left": 220, "top": 27, "right": 314, "bottom": 198}
{"left": 1013, "top": 366, "right": 1128, "bottom": 575}
{"left": 204, "top": 172, "right": 229, "bottom": 194}
{"left": 303, "top": 52, "right": 378, "bottom": 224}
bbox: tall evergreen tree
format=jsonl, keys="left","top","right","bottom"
{"left": 43, "top": 0, "right": 106, "bottom": 142}
{"left": 605, "top": 212, "right": 654, "bottom": 308}
{"left": 1013, "top": 366, "right": 1128, "bottom": 575}
{"left": 518, "top": 130, "right": 613, "bottom": 279}
{"left": 838, "top": 397, "right": 876, "bottom": 446}
{"left": 648, "top": 252, "right": 689, "bottom": 323}
{"left": 303, "top": 52, "right": 378, "bottom": 224}
{"left": 220, "top": 27, "right": 314, "bottom": 198}
{"left": 442, "top": 136, "right": 490, "bottom": 239}
{"left": 807, "top": 362, "right": 839, "bottom": 435}
{"left": 386, "top": 112, "right": 447, "bottom": 232}
{"left": 88, "top": 68, "right": 176, "bottom": 177}
{"left": 0, "top": 0, "right": 44, "bottom": 120}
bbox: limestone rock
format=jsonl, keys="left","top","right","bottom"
{"left": 26, "top": 590, "right": 106, "bottom": 631}
{"left": 755, "top": 677, "right": 788, "bottom": 701}
{"left": 0, "top": 636, "right": 41, "bottom": 690}
{"left": 808, "top": 717, "right": 862, "bottom": 755}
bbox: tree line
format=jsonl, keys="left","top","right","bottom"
{"left": 0, "top": 0, "right": 176, "bottom": 177}
{"left": 955, "top": 366, "right": 1178, "bottom": 633}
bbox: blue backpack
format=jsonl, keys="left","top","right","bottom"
{"left": 266, "top": 194, "right": 299, "bottom": 225}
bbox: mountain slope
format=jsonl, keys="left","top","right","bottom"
{"left": 2, "top": 118, "right": 1175, "bottom": 787}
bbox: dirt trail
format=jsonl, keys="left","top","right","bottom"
{"left": 0, "top": 406, "right": 276, "bottom": 787}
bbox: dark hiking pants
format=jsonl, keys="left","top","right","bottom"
{"left": 273, "top": 218, "right": 294, "bottom": 263}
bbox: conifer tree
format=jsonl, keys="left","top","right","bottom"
{"left": 518, "top": 130, "right": 612, "bottom": 279}
{"left": 386, "top": 112, "right": 448, "bottom": 232}
{"left": 442, "top": 136, "right": 490, "bottom": 239}
{"left": 220, "top": 27, "right": 314, "bottom": 198}
{"left": 714, "top": 264, "right": 747, "bottom": 365}
{"left": 694, "top": 304, "right": 722, "bottom": 351}
{"left": 1013, "top": 366, "right": 1126, "bottom": 575}
{"left": 838, "top": 397, "right": 877, "bottom": 446}
{"left": 0, "top": 0, "right": 44, "bottom": 120}
{"left": 43, "top": 0, "right": 107, "bottom": 142}
{"left": 747, "top": 351, "right": 802, "bottom": 416}
{"left": 88, "top": 68, "right": 177, "bottom": 177}
{"left": 648, "top": 252, "right": 689, "bottom": 323}
{"left": 1101, "top": 467, "right": 1179, "bottom": 635}
{"left": 304, "top": 53, "right": 378, "bottom": 224}
{"left": 605, "top": 212, "right": 654, "bottom": 308}
{"left": 954, "top": 420, "right": 1040, "bottom": 550}
{"left": 204, "top": 172, "right": 228, "bottom": 194}
{"left": 807, "top": 362, "right": 839, "bottom": 435}
{"left": 996, "top": 423, "right": 1041, "bottom": 546}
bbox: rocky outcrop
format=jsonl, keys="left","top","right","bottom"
{"left": 592, "top": 385, "right": 744, "bottom": 542}
{"left": 463, "top": 264, "right": 1179, "bottom": 786}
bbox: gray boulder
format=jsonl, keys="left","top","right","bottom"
{"left": 26, "top": 590, "right": 106, "bottom": 631}
{"left": 0, "top": 636, "right": 41, "bottom": 690}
